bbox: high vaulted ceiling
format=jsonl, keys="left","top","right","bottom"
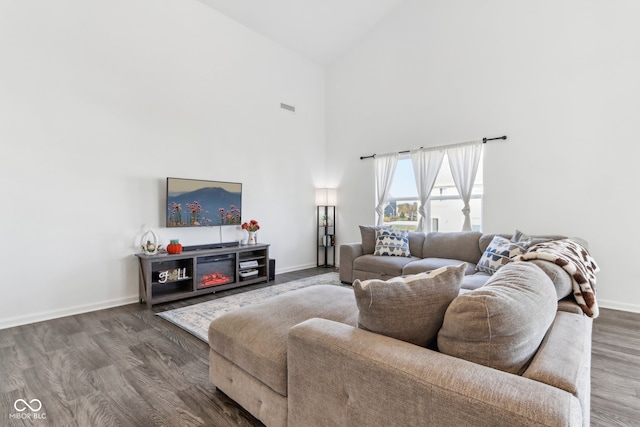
{"left": 197, "top": 0, "right": 405, "bottom": 66}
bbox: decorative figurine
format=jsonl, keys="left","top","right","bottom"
{"left": 141, "top": 229, "right": 160, "bottom": 255}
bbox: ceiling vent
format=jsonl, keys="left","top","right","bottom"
{"left": 280, "top": 103, "right": 295, "bottom": 113}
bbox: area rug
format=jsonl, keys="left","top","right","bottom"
{"left": 157, "top": 272, "right": 343, "bottom": 342}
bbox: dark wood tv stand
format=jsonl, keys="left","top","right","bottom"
{"left": 136, "top": 243, "right": 269, "bottom": 307}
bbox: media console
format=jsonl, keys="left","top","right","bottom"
{"left": 136, "top": 243, "right": 269, "bottom": 307}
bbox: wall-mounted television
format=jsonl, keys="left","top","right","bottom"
{"left": 166, "top": 177, "right": 242, "bottom": 227}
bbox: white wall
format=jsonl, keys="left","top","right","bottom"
{"left": 0, "top": 0, "right": 325, "bottom": 328}
{"left": 327, "top": 0, "right": 640, "bottom": 312}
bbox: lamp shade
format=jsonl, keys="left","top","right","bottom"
{"left": 315, "top": 188, "right": 337, "bottom": 206}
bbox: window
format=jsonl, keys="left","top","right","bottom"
{"left": 384, "top": 153, "right": 483, "bottom": 232}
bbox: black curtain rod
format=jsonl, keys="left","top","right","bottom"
{"left": 359, "top": 135, "right": 507, "bottom": 160}
{"left": 482, "top": 135, "right": 507, "bottom": 143}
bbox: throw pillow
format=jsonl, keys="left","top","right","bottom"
{"left": 476, "top": 235, "right": 527, "bottom": 274}
{"left": 437, "top": 262, "right": 557, "bottom": 375}
{"left": 359, "top": 225, "right": 390, "bottom": 254}
{"left": 353, "top": 263, "right": 466, "bottom": 347}
{"left": 374, "top": 229, "right": 411, "bottom": 257}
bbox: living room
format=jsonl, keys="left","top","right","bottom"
{"left": 3, "top": 0, "right": 638, "bottom": 329}
{"left": 1, "top": 0, "right": 638, "bottom": 425}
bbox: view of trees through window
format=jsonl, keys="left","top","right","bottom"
{"left": 384, "top": 154, "right": 483, "bottom": 232}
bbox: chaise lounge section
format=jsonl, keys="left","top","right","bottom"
{"left": 208, "top": 285, "right": 357, "bottom": 426}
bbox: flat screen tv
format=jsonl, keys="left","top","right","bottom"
{"left": 166, "top": 177, "right": 242, "bottom": 227}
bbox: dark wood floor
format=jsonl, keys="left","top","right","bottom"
{"left": 590, "top": 308, "right": 640, "bottom": 426}
{"left": 1, "top": 267, "right": 638, "bottom": 426}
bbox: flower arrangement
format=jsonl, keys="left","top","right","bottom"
{"left": 242, "top": 219, "right": 260, "bottom": 232}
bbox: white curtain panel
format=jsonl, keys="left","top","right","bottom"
{"left": 411, "top": 148, "right": 445, "bottom": 232}
{"left": 374, "top": 153, "right": 399, "bottom": 225}
{"left": 447, "top": 141, "right": 483, "bottom": 231}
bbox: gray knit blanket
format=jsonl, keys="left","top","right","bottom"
{"left": 514, "top": 239, "right": 599, "bottom": 318}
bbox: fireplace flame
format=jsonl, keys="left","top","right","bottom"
{"left": 200, "top": 272, "right": 233, "bottom": 287}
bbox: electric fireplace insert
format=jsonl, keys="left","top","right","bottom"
{"left": 196, "top": 254, "right": 235, "bottom": 289}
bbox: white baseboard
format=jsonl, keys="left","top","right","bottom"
{"left": 598, "top": 299, "right": 640, "bottom": 314}
{"left": 0, "top": 295, "right": 140, "bottom": 330}
{"left": 274, "top": 262, "right": 318, "bottom": 274}
{"left": 1, "top": 264, "right": 331, "bottom": 330}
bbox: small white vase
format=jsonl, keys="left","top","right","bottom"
{"left": 248, "top": 231, "right": 257, "bottom": 245}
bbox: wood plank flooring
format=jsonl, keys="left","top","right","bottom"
{"left": 1, "top": 266, "right": 638, "bottom": 426}
{"left": 590, "top": 308, "right": 640, "bottom": 426}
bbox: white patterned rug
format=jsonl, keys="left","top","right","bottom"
{"left": 156, "top": 272, "right": 344, "bottom": 342}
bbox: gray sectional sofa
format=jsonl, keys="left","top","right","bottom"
{"left": 208, "top": 229, "right": 594, "bottom": 427}
{"left": 340, "top": 227, "right": 578, "bottom": 298}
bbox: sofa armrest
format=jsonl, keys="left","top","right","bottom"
{"left": 523, "top": 311, "right": 592, "bottom": 426}
{"left": 339, "top": 243, "right": 363, "bottom": 283}
{"left": 288, "top": 318, "right": 582, "bottom": 427}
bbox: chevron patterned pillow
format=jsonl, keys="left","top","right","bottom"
{"left": 476, "top": 235, "right": 528, "bottom": 274}
{"left": 373, "top": 229, "right": 411, "bottom": 257}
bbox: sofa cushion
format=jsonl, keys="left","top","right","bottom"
{"left": 353, "top": 264, "right": 465, "bottom": 347}
{"left": 476, "top": 235, "right": 528, "bottom": 274}
{"left": 460, "top": 272, "right": 492, "bottom": 290}
{"left": 402, "top": 258, "right": 476, "bottom": 276}
{"left": 354, "top": 254, "right": 419, "bottom": 278}
{"left": 359, "top": 225, "right": 389, "bottom": 254}
{"left": 374, "top": 229, "right": 411, "bottom": 257}
{"left": 437, "top": 262, "right": 557, "bottom": 375}
{"left": 422, "top": 232, "right": 483, "bottom": 264}
{"left": 208, "top": 285, "right": 358, "bottom": 396}
{"left": 526, "top": 259, "right": 573, "bottom": 300}
{"left": 508, "top": 231, "right": 573, "bottom": 300}
{"left": 406, "top": 232, "right": 426, "bottom": 258}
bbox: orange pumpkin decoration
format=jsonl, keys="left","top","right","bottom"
{"left": 167, "top": 239, "right": 183, "bottom": 254}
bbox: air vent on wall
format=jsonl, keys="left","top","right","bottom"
{"left": 280, "top": 102, "right": 295, "bottom": 113}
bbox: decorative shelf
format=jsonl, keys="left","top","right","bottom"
{"left": 317, "top": 205, "right": 336, "bottom": 267}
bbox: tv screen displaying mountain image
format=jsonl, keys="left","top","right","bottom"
{"left": 166, "top": 178, "right": 242, "bottom": 227}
